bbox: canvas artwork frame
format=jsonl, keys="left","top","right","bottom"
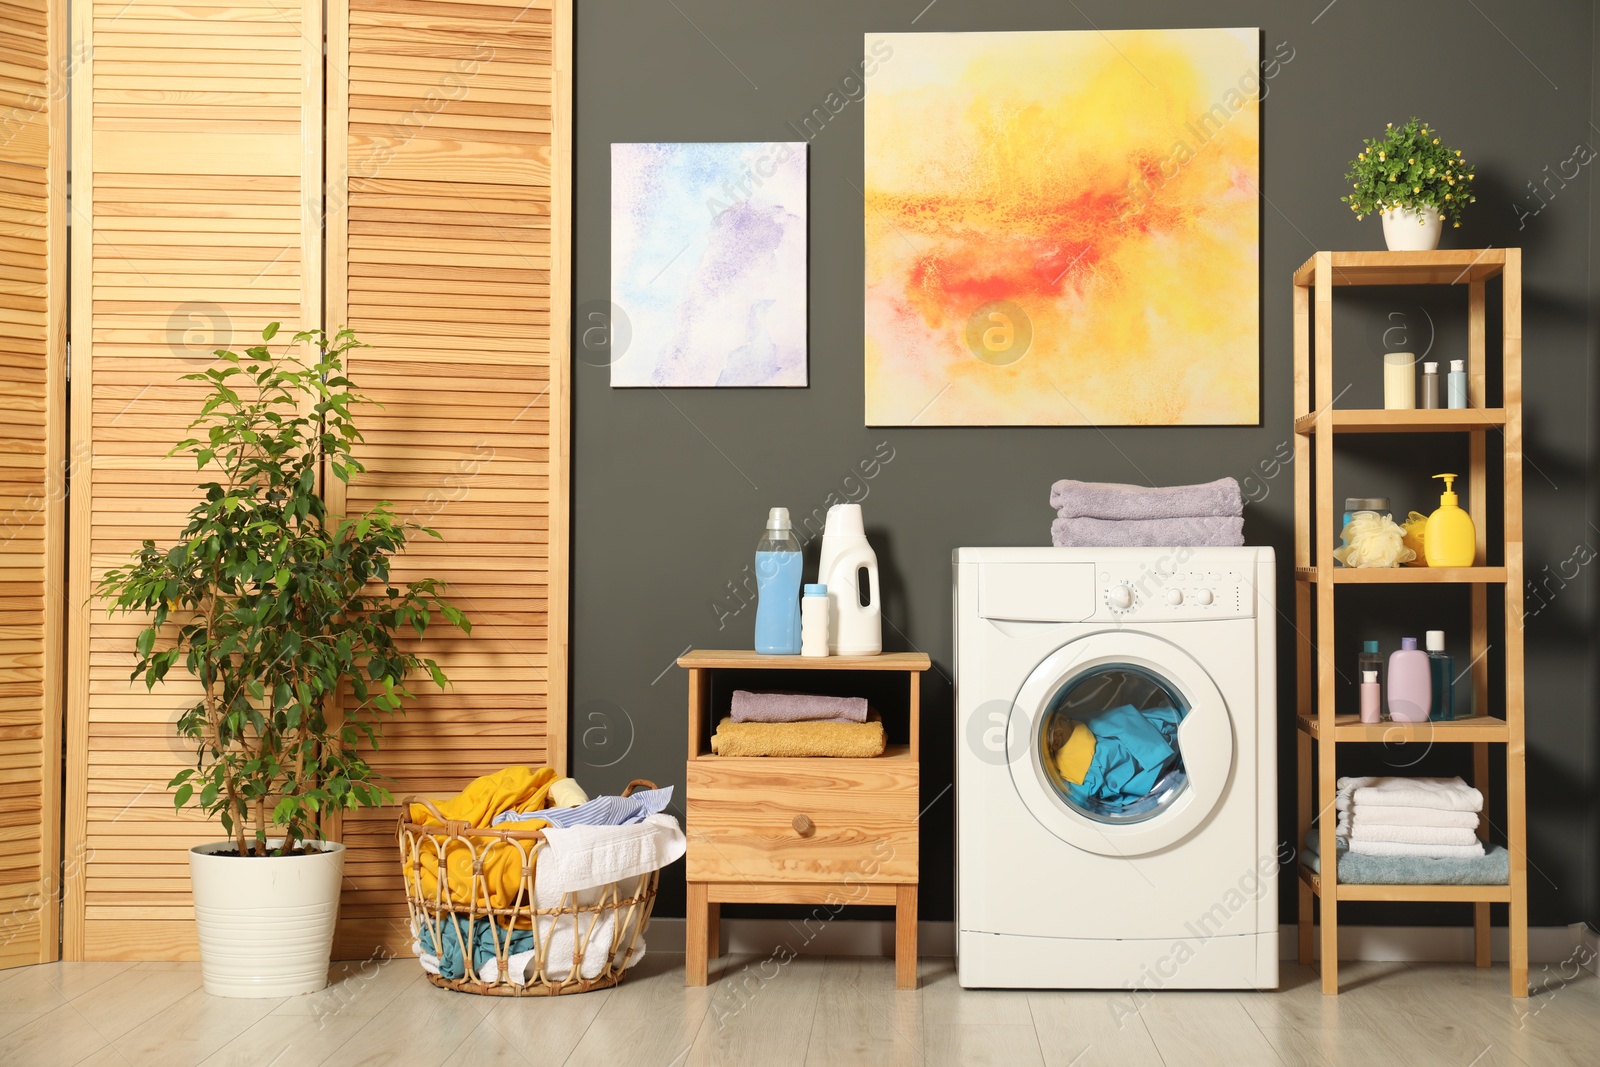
{"left": 863, "top": 28, "right": 1261, "bottom": 426}
{"left": 611, "top": 141, "right": 808, "bottom": 388}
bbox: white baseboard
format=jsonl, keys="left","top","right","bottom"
{"left": 646, "top": 917, "right": 1578, "bottom": 965}
{"left": 1570, "top": 922, "right": 1600, "bottom": 976}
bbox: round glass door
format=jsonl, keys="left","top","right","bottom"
{"left": 1039, "top": 664, "right": 1190, "bottom": 824}
{"left": 1008, "top": 631, "right": 1234, "bottom": 857}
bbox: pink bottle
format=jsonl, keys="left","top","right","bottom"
{"left": 1359, "top": 671, "right": 1382, "bottom": 723}
{"left": 1387, "top": 637, "right": 1432, "bottom": 723}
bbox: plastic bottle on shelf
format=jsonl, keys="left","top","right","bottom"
{"left": 1447, "top": 359, "right": 1468, "bottom": 408}
{"left": 1357, "top": 639, "right": 1383, "bottom": 689}
{"left": 1424, "top": 473, "right": 1477, "bottom": 567}
{"left": 753, "top": 507, "right": 802, "bottom": 655}
{"left": 1425, "top": 630, "right": 1455, "bottom": 721}
{"left": 1383, "top": 352, "right": 1416, "bottom": 409}
{"left": 816, "top": 504, "right": 882, "bottom": 656}
{"left": 1359, "top": 670, "right": 1382, "bottom": 724}
{"left": 1386, "top": 637, "right": 1432, "bottom": 723}
{"left": 800, "top": 584, "right": 829, "bottom": 658}
{"left": 1420, "top": 361, "right": 1441, "bottom": 409}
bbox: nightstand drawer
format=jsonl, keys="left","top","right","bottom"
{"left": 686, "top": 755, "right": 918, "bottom": 883}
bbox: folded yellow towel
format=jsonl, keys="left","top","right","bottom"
{"left": 711, "top": 713, "right": 885, "bottom": 757}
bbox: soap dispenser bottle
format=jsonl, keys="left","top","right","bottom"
{"left": 1423, "top": 473, "right": 1477, "bottom": 567}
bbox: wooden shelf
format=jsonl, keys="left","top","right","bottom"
{"left": 1293, "top": 248, "right": 1506, "bottom": 287}
{"left": 1294, "top": 247, "right": 1526, "bottom": 997}
{"left": 690, "top": 744, "right": 913, "bottom": 765}
{"left": 1297, "top": 712, "right": 1507, "bottom": 743}
{"left": 678, "top": 649, "right": 931, "bottom": 671}
{"left": 1292, "top": 408, "right": 1507, "bottom": 435}
{"left": 1299, "top": 864, "right": 1510, "bottom": 903}
{"left": 1295, "top": 566, "right": 1506, "bottom": 584}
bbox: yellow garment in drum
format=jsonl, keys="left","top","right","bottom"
{"left": 407, "top": 766, "right": 557, "bottom": 911}
{"left": 1053, "top": 721, "right": 1098, "bottom": 785}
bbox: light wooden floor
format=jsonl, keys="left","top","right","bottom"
{"left": 1, "top": 952, "right": 1596, "bottom": 1066}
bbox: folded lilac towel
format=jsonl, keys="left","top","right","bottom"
{"left": 1049, "top": 477, "right": 1243, "bottom": 520}
{"left": 1051, "top": 515, "right": 1244, "bottom": 548}
{"left": 729, "top": 690, "right": 868, "bottom": 724}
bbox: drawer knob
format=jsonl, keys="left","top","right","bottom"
{"left": 791, "top": 814, "right": 815, "bottom": 837}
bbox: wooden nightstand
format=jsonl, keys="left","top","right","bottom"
{"left": 678, "top": 649, "right": 929, "bottom": 989}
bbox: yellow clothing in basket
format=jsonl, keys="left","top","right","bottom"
{"left": 1053, "top": 722, "right": 1097, "bottom": 785}
{"left": 408, "top": 766, "right": 557, "bottom": 911}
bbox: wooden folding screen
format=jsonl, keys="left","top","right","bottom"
{"left": 64, "top": 0, "right": 323, "bottom": 959}
{"left": 325, "top": 0, "right": 570, "bottom": 957}
{"left": 0, "top": 0, "right": 65, "bottom": 969}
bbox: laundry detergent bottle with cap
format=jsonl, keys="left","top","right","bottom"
{"left": 1423, "top": 473, "right": 1477, "bottom": 567}
{"left": 816, "top": 503, "right": 882, "bottom": 656}
{"left": 753, "top": 507, "right": 803, "bottom": 655}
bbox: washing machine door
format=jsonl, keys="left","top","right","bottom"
{"left": 1007, "top": 630, "right": 1233, "bottom": 857}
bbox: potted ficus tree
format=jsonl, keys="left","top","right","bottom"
{"left": 98, "top": 323, "right": 469, "bottom": 998}
{"left": 1342, "top": 117, "right": 1477, "bottom": 251}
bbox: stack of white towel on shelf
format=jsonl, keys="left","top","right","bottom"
{"left": 1335, "top": 776, "right": 1485, "bottom": 858}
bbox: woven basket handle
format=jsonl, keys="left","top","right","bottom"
{"left": 622, "top": 779, "right": 657, "bottom": 797}
{"left": 400, "top": 795, "right": 451, "bottom": 825}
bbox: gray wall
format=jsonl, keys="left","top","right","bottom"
{"left": 572, "top": 0, "right": 1599, "bottom": 927}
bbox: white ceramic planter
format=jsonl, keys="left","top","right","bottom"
{"left": 1380, "top": 205, "right": 1443, "bottom": 251}
{"left": 189, "top": 840, "right": 345, "bottom": 998}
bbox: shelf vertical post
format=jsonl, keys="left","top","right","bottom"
{"left": 1293, "top": 278, "right": 1315, "bottom": 966}
{"left": 1312, "top": 253, "right": 1340, "bottom": 993}
{"left": 1502, "top": 249, "right": 1528, "bottom": 997}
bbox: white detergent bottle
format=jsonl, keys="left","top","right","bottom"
{"left": 816, "top": 503, "right": 882, "bottom": 656}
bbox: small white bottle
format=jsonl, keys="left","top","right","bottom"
{"left": 800, "top": 583, "right": 830, "bottom": 658}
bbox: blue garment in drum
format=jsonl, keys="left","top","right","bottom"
{"left": 1063, "top": 704, "right": 1183, "bottom": 812}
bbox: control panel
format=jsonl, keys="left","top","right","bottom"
{"left": 1096, "top": 562, "right": 1253, "bottom": 621}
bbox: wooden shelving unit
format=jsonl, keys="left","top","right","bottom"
{"left": 1293, "top": 249, "right": 1527, "bottom": 997}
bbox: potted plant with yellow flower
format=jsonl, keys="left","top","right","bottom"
{"left": 1342, "top": 118, "right": 1476, "bottom": 251}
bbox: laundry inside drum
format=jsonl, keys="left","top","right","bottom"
{"left": 1039, "top": 663, "right": 1191, "bottom": 825}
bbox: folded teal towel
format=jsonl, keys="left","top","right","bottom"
{"left": 1303, "top": 829, "right": 1508, "bottom": 885}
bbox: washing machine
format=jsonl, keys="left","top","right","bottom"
{"left": 954, "top": 546, "right": 1277, "bottom": 990}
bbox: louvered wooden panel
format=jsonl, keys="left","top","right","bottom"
{"left": 0, "top": 0, "right": 64, "bottom": 970}
{"left": 327, "top": 0, "right": 570, "bottom": 958}
{"left": 65, "top": 0, "right": 322, "bottom": 960}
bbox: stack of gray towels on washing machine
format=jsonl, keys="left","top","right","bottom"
{"left": 1049, "top": 477, "right": 1244, "bottom": 548}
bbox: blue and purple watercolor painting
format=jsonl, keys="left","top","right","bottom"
{"left": 610, "top": 142, "right": 807, "bottom": 387}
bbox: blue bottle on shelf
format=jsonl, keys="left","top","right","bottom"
{"left": 1425, "top": 629, "right": 1455, "bottom": 721}
{"left": 754, "top": 507, "right": 803, "bottom": 655}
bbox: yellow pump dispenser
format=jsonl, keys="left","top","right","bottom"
{"left": 1423, "top": 473, "right": 1476, "bottom": 567}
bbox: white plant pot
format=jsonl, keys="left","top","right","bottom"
{"left": 189, "top": 840, "right": 344, "bottom": 998}
{"left": 1380, "top": 206, "right": 1443, "bottom": 251}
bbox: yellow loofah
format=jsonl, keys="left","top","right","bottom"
{"left": 1334, "top": 510, "right": 1417, "bottom": 568}
{"left": 1400, "top": 510, "right": 1429, "bottom": 565}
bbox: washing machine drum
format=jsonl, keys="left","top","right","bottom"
{"left": 1007, "top": 631, "right": 1234, "bottom": 857}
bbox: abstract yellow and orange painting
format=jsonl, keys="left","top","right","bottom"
{"left": 864, "top": 29, "right": 1260, "bottom": 426}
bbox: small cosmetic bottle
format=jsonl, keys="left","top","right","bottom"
{"left": 1420, "top": 362, "right": 1441, "bottom": 409}
{"left": 1359, "top": 670, "right": 1382, "bottom": 723}
{"left": 1447, "top": 359, "right": 1467, "bottom": 409}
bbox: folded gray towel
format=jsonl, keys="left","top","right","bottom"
{"left": 1051, "top": 515, "right": 1244, "bottom": 548}
{"left": 1049, "top": 477, "right": 1243, "bottom": 520}
{"left": 729, "top": 690, "right": 868, "bottom": 724}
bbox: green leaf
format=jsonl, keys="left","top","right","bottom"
{"left": 174, "top": 783, "right": 194, "bottom": 808}
{"left": 262, "top": 322, "right": 280, "bottom": 341}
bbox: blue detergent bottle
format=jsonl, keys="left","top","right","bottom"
{"left": 754, "top": 507, "right": 803, "bottom": 655}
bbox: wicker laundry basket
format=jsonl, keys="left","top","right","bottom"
{"left": 398, "top": 779, "right": 661, "bottom": 996}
